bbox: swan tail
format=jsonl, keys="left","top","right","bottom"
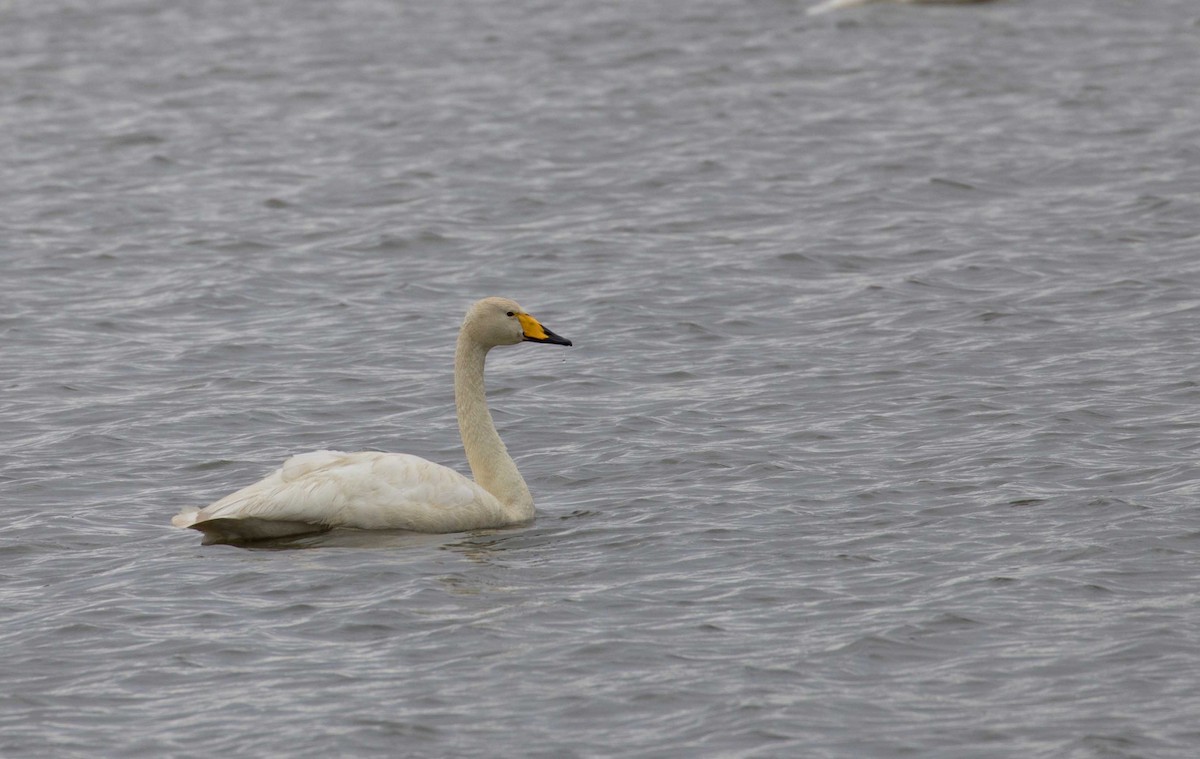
{"left": 172, "top": 507, "right": 201, "bottom": 529}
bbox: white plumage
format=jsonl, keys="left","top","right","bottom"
{"left": 172, "top": 297, "right": 572, "bottom": 544}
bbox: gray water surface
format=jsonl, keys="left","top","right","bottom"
{"left": 3, "top": 1, "right": 1200, "bottom": 757}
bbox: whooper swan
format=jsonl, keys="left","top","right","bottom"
{"left": 172, "top": 297, "right": 572, "bottom": 544}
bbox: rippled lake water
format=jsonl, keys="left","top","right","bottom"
{"left": 3, "top": 0, "right": 1200, "bottom": 756}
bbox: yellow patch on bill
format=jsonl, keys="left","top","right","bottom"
{"left": 517, "top": 313, "right": 549, "bottom": 341}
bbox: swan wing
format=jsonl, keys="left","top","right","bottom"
{"left": 176, "top": 450, "right": 510, "bottom": 542}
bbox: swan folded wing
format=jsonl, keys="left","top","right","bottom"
{"left": 357, "top": 453, "right": 509, "bottom": 532}
{"left": 183, "top": 450, "right": 509, "bottom": 535}
{"left": 179, "top": 449, "right": 350, "bottom": 525}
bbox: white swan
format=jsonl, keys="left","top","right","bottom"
{"left": 172, "top": 297, "right": 572, "bottom": 544}
{"left": 808, "top": 0, "right": 995, "bottom": 15}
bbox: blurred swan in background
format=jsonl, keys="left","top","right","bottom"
{"left": 808, "top": 0, "right": 996, "bottom": 15}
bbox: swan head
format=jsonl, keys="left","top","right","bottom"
{"left": 464, "top": 297, "right": 573, "bottom": 349}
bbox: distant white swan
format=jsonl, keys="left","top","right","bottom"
{"left": 172, "top": 297, "right": 572, "bottom": 544}
{"left": 808, "top": 0, "right": 995, "bottom": 15}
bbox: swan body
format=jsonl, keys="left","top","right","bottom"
{"left": 173, "top": 297, "right": 572, "bottom": 544}
{"left": 808, "top": 0, "right": 995, "bottom": 14}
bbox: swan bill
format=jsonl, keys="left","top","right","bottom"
{"left": 518, "top": 313, "right": 572, "bottom": 346}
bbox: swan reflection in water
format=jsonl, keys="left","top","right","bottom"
{"left": 238, "top": 527, "right": 487, "bottom": 551}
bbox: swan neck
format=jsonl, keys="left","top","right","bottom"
{"left": 454, "top": 333, "right": 532, "bottom": 513}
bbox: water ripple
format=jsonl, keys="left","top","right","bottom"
{"left": 4, "top": 0, "right": 1200, "bottom": 757}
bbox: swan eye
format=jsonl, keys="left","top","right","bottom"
{"left": 506, "top": 311, "right": 515, "bottom": 317}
